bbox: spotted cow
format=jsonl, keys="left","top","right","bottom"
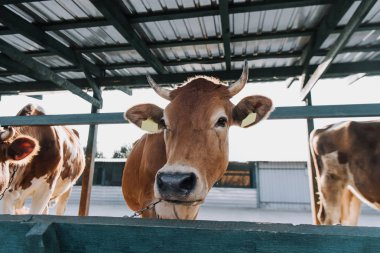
{"left": 1, "top": 104, "right": 85, "bottom": 215}
{"left": 310, "top": 120, "right": 380, "bottom": 225}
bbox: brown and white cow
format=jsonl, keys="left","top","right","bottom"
{"left": 1, "top": 104, "right": 85, "bottom": 215}
{"left": 0, "top": 127, "right": 39, "bottom": 195}
{"left": 310, "top": 120, "right": 380, "bottom": 225}
{"left": 122, "top": 62, "right": 273, "bottom": 219}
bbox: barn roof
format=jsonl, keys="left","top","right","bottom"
{"left": 0, "top": 0, "right": 379, "bottom": 107}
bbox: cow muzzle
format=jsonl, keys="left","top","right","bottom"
{"left": 157, "top": 172, "right": 196, "bottom": 199}
{"left": 154, "top": 165, "right": 206, "bottom": 205}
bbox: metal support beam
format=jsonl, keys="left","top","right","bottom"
{"left": 299, "top": 0, "right": 355, "bottom": 89}
{"left": 79, "top": 105, "right": 99, "bottom": 216}
{"left": 2, "top": 43, "right": 380, "bottom": 77}
{"left": 0, "top": 5, "right": 103, "bottom": 78}
{"left": 2, "top": 103, "right": 380, "bottom": 126}
{"left": 219, "top": 0, "right": 231, "bottom": 70}
{"left": 2, "top": 61, "right": 380, "bottom": 93}
{"left": 90, "top": 0, "right": 167, "bottom": 74}
{"left": 300, "top": 0, "right": 377, "bottom": 100}
{"left": 0, "top": 39, "right": 102, "bottom": 108}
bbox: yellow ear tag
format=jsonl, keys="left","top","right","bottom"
{"left": 241, "top": 112, "right": 257, "bottom": 128}
{"left": 141, "top": 118, "right": 159, "bottom": 132}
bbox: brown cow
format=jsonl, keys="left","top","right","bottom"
{"left": 0, "top": 127, "right": 39, "bottom": 195}
{"left": 1, "top": 104, "right": 85, "bottom": 215}
{"left": 310, "top": 120, "right": 380, "bottom": 225}
{"left": 122, "top": 62, "right": 273, "bottom": 219}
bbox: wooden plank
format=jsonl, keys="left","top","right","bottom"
{"left": 78, "top": 106, "right": 99, "bottom": 216}
{"left": 304, "top": 94, "right": 320, "bottom": 225}
{"left": 0, "top": 215, "right": 379, "bottom": 253}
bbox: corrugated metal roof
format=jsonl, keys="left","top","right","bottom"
{"left": 0, "top": 0, "right": 380, "bottom": 96}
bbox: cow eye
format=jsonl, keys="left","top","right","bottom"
{"left": 215, "top": 117, "right": 227, "bottom": 127}
{"left": 160, "top": 118, "right": 167, "bottom": 129}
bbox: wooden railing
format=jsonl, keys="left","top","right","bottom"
{"left": 2, "top": 215, "right": 380, "bottom": 253}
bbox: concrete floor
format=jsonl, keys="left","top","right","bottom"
{"left": 59, "top": 186, "right": 380, "bottom": 227}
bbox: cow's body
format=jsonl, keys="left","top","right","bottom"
{"left": 122, "top": 63, "right": 273, "bottom": 219}
{"left": 2, "top": 104, "right": 85, "bottom": 215}
{"left": 310, "top": 120, "right": 380, "bottom": 225}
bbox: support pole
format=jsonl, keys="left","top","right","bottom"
{"left": 305, "top": 94, "right": 320, "bottom": 224}
{"left": 78, "top": 105, "right": 99, "bottom": 216}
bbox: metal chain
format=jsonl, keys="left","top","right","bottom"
{"left": 126, "top": 199, "right": 162, "bottom": 218}
{"left": 0, "top": 166, "right": 18, "bottom": 200}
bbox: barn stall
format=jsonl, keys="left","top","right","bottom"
{"left": 0, "top": 0, "right": 380, "bottom": 251}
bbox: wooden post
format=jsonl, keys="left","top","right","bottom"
{"left": 79, "top": 105, "right": 99, "bottom": 216}
{"left": 305, "top": 93, "right": 320, "bottom": 224}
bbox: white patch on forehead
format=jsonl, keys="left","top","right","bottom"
{"left": 181, "top": 76, "right": 227, "bottom": 87}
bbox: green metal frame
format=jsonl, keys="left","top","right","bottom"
{"left": 89, "top": 0, "right": 167, "bottom": 74}
{"left": 299, "top": 0, "right": 355, "bottom": 90}
{"left": 0, "top": 5, "right": 103, "bottom": 78}
{"left": 1, "top": 61, "right": 380, "bottom": 93}
{"left": 1, "top": 103, "right": 380, "bottom": 126}
{"left": 0, "top": 39, "right": 102, "bottom": 108}
{"left": 219, "top": 0, "right": 231, "bottom": 70}
{"left": 300, "top": 0, "right": 378, "bottom": 100}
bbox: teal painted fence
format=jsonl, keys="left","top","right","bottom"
{"left": 2, "top": 103, "right": 380, "bottom": 126}
{"left": 0, "top": 215, "right": 379, "bottom": 253}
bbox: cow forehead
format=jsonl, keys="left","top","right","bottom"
{"left": 165, "top": 78, "right": 232, "bottom": 120}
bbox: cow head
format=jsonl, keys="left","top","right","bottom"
{"left": 0, "top": 127, "right": 39, "bottom": 193}
{"left": 125, "top": 62, "right": 273, "bottom": 219}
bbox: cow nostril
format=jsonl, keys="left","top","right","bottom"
{"left": 157, "top": 173, "right": 164, "bottom": 189}
{"left": 179, "top": 173, "right": 196, "bottom": 191}
{"left": 156, "top": 172, "right": 197, "bottom": 194}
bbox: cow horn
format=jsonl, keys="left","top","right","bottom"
{"left": 228, "top": 60, "right": 249, "bottom": 96}
{"left": 147, "top": 74, "right": 171, "bottom": 100}
{"left": 0, "top": 127, "right": 15, "bottom": 141}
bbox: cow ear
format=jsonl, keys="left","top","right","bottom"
{"left": 232, "top": 95, "right": 273, "bottom": 128}
{"left": 125, "top": 104, "right": 164, "bottom": 133}
{"left": 8, "top": 137, "right": 39, "bottom": 162}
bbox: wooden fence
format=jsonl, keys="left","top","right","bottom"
{"left": 1, "top": 215, "right": 379, "bottom": 253}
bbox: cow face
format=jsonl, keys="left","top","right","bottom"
{"left": 0, "top": 127, "right": 39, "bottom": 193}
{"left": 126, "top": 62, "right": 273, "bottom": 218}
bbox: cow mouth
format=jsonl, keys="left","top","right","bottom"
{"left": 161, "top": 199, "right": 204, "bottom": 206}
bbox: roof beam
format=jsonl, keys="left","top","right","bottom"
{"left": 0, "top": 5, "right": 103, "bottom": 78}
{"left": 0, "top": 0, "right": 333, "bottom": 20}
{"left": 3, "top": 19, "right": 379, "bottom": 53}
{"left": 0, "top": 52, "right": 302, "bottom": 76}
{"left": 3, "top": 42, "right": 380, "bottom": 77}
{"left": 299, "top": 0, "right": 355, "bottom": 88}
{"left": 300, "top": 0, "right": 377, "bottom": 100}
{"left": 21, "top": 29, "right": 312, "bottom": 58}
{"left": 219, "top": 0, "right": 232, "bottom": 70}
{"left": 1, "top": 61, "right": 380, "bottom": 93}
{"left": 0, "top": 37, "right": 102, "bottom": 108}
{"left": 90, "top": 0, "right": 167, "bottom": 74}
{"left": 129, "top": 0, "right": 333, "bottom": 23}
